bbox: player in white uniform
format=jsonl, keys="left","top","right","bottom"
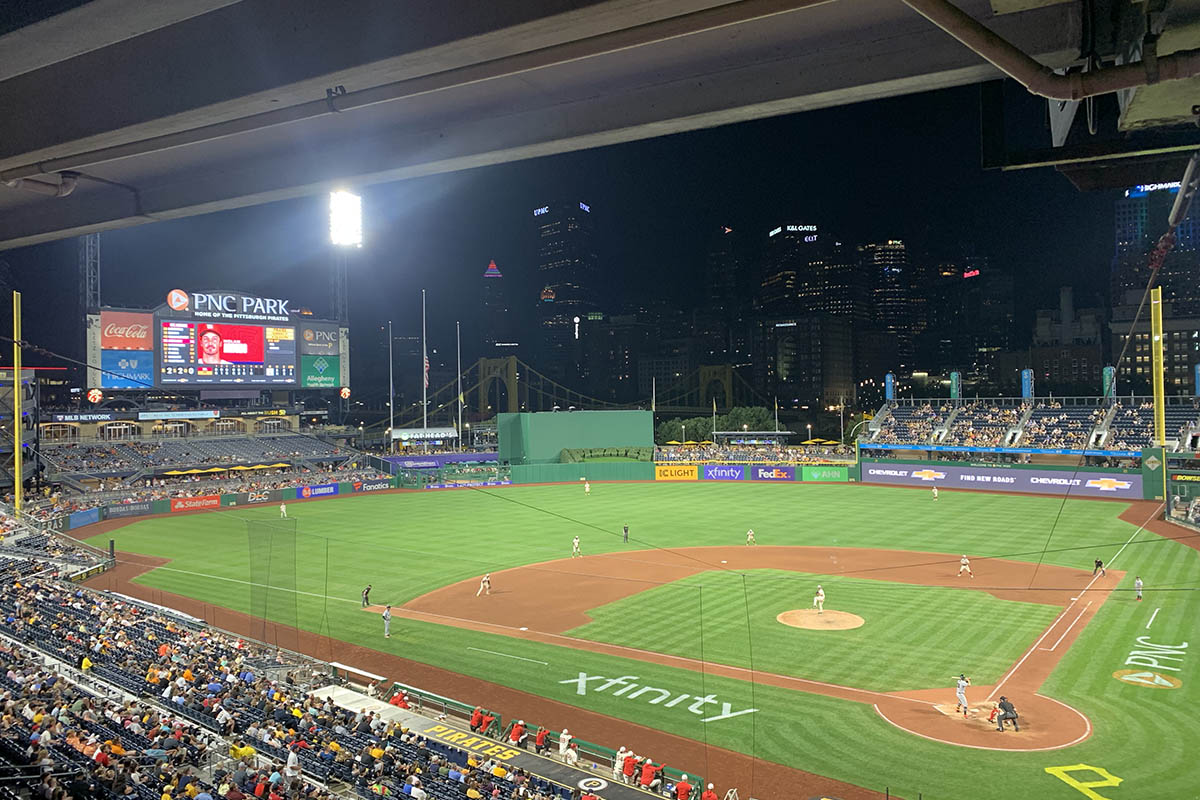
{"left": 932, "top": 487, "right": 939, "bottom": 501}
{"left": 279, "top": 502, "right": 287, "bottom": 518}
{"left": 584, "top": 480, "right": 591, "bottom": 496}
{"left": 954, "top": 674, "right": 971, "bottom": 716}
{"left": 572, "top": 536, "right": 582, "bottom": 558}
{"left": 382, "top": 605, "right": 392, "bottom": 638}
{"left": 812, "top": 585, "right": 825, "bottom": 614}
{"left": 476, "top": 573, "right": 491, "bottom": 597}
{"left": 958, "top": 555, "right": 974, "bottom": 578}
{"left": 746, "top": 529, "right": 756, "bottom": 546}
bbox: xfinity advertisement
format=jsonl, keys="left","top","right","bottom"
{"left": 702, "top": 465, "right": 746, "bottom": 480}
{"left": 862, "top": 463, "right": 1143, "bottom": 498}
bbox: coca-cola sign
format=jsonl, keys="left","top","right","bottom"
{"left": 100, "top": 311, "right": 153, "bottom": 350}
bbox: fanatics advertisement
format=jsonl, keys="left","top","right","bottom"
{"left": 861, "top": 463, "right": 1144, "bottom": 498}
{"left": 751, "top": 465, "right": 796, "bottom": 481}
{"left": 170, "top": 495, "right": 221, "bottom": 512}
{"left": 702, "top": 464, "right": 746, "bottom": 481}
{"left": 352, "top": 479, "right": 392, "bottom": 493}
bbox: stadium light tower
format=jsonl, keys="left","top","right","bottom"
{"left": 329, "top": 190, "right": 361, "bottom": 327}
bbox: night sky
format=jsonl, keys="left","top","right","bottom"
{"left": 1, "top": 84, "right": 1117, "bottom": 383}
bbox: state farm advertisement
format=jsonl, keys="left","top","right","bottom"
{"left": 170, "top": 495, "right": 221, "bottom": 512}
{"left": 100, "top": 311, "right": 153, "bottom": 351}
{"left": 861, "top": 463, "right": 1143, "bottom": 498}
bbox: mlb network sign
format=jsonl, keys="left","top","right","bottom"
{"left": 751, "top": 465, "right": 795, "bottom": 481}
{"left": 862, "top": 463, "right": 1143, "bottom": 498}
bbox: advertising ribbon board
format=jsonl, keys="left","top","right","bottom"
{"left": 297, "top": 483, "right": 339, "bottom": 499}
{"left": 68, "top": 508, "right": 102, "bottom": 529}
{"left": 655, "top": 465, "right": 698, "bottom": 481}
{"left": 352, "top": 479, "right": 392, "bottom": 493}
{"left": 702, "top": 464, "right": 746, "bottom": 480}
{"left": 170, "top": 495, "right": 221, "bottom": 512}
{"left": 105, "top": 501, "right": 154, "bottom": 519}
{"left": 802, "top": 466, "right": 849, "bottom": 482}
{"left": 750, "top": 465, "right": 795, "bottom": 481}
{"left": 861, "top": 463, "right": 1143, "bottom": 498}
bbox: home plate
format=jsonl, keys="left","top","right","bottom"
{"left": 519, "top": 627, "right": 528, "bottom": 631}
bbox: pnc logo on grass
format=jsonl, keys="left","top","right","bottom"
{"left": 1112, "top": 669, "right": 1183, "bottom": 689}
{"left": 911, "top": 469, "right": 945, "bottom": 481}
{"left": 1085, "top": 478, "right": 1132, "bottom": 492}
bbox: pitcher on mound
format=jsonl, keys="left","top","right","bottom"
{"left": 813, "top": 585, "right": 825, "bottom": 614}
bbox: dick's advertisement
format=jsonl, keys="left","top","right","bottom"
{"left": 861, "top": 463, "right": 1143, "bottom": 498}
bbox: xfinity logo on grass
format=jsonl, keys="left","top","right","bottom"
{"left": 559, "top": 673, "right": 757, "bottom": 723}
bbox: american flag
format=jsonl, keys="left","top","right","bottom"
{"left": 423, "top": 354, "right": 429, "bottom": 388}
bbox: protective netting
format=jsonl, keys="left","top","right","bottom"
{"left": 246, "top": 518, "right": 299, "bottom": 651}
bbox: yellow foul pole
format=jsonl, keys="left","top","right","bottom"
{"left": 11, "top": 291, "right": 21, "bottom": 515}
{"left": 1150, "top": 287, "right": 1166, "bottom": 447}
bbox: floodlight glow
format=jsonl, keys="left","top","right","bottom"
{"left": 329, "top": 190, "right": 362, "bottom": 247}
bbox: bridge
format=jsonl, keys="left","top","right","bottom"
{"left": 381, "top": 357, "right": 767, "bottom": 431}
{"left": 3, "top": 0, "right": 1198, "bottom": 249}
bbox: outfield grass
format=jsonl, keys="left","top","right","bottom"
{"left": 86, "top": 483, "right": 1200, "bottom": 800}
{"left": 568, "top": 568, "right": 1061, "bottom": 690}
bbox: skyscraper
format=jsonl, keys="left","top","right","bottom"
{"left": 533, "top": 201, "right": 599, "bottom": 380}
{"left": 481, "top": 259, "right": 516, "bottom": 354}
{"left": 1112, "top": 181, "right": 1200, "bottom": 313}
{"left": 862, "top": 240, "right": 913, "bottom": 370}
{"left": 757, "top": 224, "right": 861, "bottom": 319}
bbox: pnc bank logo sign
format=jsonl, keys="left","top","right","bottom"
{"left": 167, "top": 289, "right": 190, "bottom": 311}
{"left": 912, "top": 469, "right": 946, "bottom": 482}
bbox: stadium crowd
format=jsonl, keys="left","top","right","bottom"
{"left": 654, "top": 445, "right": 851, "bottom": 462}
{"left": 42, "top": 437, "right": 349, "bottom": 476}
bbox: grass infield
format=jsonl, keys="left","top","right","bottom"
{"left": 86, "top": 482, "right": 1200, "bottom": 800}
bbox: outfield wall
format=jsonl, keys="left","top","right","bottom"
{"left": 859, "top": 458, "right": 1146, "bottom": 499}
{"left": 498, "top": 410, "right": 653, "bottom": 464}
{"left": 510, "top": 462, "right": 654, "bottom": 483}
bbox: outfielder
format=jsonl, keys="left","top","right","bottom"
{"left": 476, "top": 573, "right": 491, "bottom": 597}
{"left": 958, "top": 555, "right": 974, "bottom": 578}
{"left": 746, "top": 529, "right": 756, "bottom": 546}
{"left": 279, "top": 502, "right": 287, "bottom": 518}
{"left": 1135, "top": 576, "right": 1144, "bottom": 601}
{"left": 584, "top": 480, "right": 591, "bottom": 496}
{"left": 572, "top": 535, "right": 582, "bottom": 558}
{"left": 813, "top": 585, "right": 825, "bottom": 614}
{"left": 954, "top": 674, "right": 971, "bottom": 716}
{"left": 932, "top": 487, "right": 938, "bottom": 501}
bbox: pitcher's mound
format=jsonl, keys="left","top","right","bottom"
{"left": 776, "top": 609, "right": 864, "bottom": 630}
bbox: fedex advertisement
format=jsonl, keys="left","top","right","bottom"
{"left": 751, "top": 465, "right": 796, "bottom": 481}
{"left": 861, "top": 462, "right": 1143, "bottom": 498}
{"left": 702, "top": 465, "right": 746, "bottom": 481}
{"left": 297, "top": 483, "right": 339, "bottom": 499}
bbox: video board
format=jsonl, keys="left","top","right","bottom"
{"left": 87, "top": 289, "right": 349, "bottom": 390}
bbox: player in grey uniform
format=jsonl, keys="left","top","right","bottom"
{"left": 954, "top": 674, "right": 971, "bottom": 716}
{"left": 1135, "top": 576, "right": 1144, "bottom": 601}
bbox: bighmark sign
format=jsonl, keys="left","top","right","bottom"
{"left": 559, "top": 672, "right": 757, "bottom": 723}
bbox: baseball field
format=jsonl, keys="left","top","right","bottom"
{"left": 78, "top": 482, "right": 1199, "bottom": 800}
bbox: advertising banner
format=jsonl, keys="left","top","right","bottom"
{"left": 386, "top": 453, "right": 498, "bottom": 469}
{"left": 68, "top": 508, "right": 102, "bottom": 529}
{"left": 300, "top": 355, "right": 340, "bottom": 388}
{"left": 802, "top": 466, "right": 849, "bottom": 482}
{"left": 105, "top": 501, "right": 154, "bottom": 519}
{"left": 139, "top": 410, "right": 220, "bottom": 421}
{"left": 861, "top": 463, "right": 1143, "bottom": 498}
{"left": 170, "top": 495, "right": 220, "bottom": 512}
{"left": 949, "top": 371, "right": 961, "bottom": 400}
{"left": 299, "top": 324, "right": 340, "bottom": 355}
{"left": 655, "top": 464, "right": 697, "bottom": 481}
{"left": 425, "top": 480, "right": 512, "bottom": 490}
{"left": 1103, "top": 365, "right": 1116, "bottom": 399}
{"left": 750, "top": 465, "right": 796, "bottom": 481}
{"left": 352, "top": 478, "right": 392, "bottom": 493}
{"left": 297, "top": 483, "right": 339, "bottom": 499}
{"left": 245, "top": 489, "right": 279, "bottom": 504}
{"left": 46, "top": 516, "right": 68, "bottom": 532}
{"left": 701, "top": 464, "right": 746, "bottom": 481}
{"left": 860, "top": 443, "right": 1141, "bottom": 458}
{"left": 100, "top": 311, "right": 153, "bottom": 351}
{"left": 1021, "top": 369, "right": 1034, "bottom": 399}
{"left": 51, "top": 412, "right": 121, "bottom": 423}
{"left": 885, "top": 373, "right": 895, "bottom": 401}
{"left": 100, "top": 350, "right": 155, "bottom": 389}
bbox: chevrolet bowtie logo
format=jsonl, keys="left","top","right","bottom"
{"left": 912, "top": 469, "right": 945, "bottom": 481}
{"left": 1086, "top": 478, "right": 1131, "bottom": 492}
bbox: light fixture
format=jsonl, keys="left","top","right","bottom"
{"left": 329, "top": 190, "right": 362, "bottom": 247}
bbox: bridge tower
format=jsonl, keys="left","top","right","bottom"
{"left": 699, "top": 364, "right": 733, "bottom": 409}
{"left": 477, "top": 356, "right": 519, "bottom": 416}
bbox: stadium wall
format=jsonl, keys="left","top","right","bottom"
{"left": 509, "top": 462, "right": 654, "bottom": 483}
{"left": 498, "top": 410, "right": 653, "bottom": 464}
{"left": 859, "top": 458, "right": 1150, "bottom": 499}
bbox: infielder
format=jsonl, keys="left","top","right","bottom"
{"left": 813, "top": 585, "right": 825, "bottom": 614}
{"left": 746, "top": 529, "right": 756, "bottom": 546}
{"left": 957, "top": 555, "right": 974, "bottom": 578}
{"left": 932, "top": 487, "right": 938, "bottom": 501}
{"left": 1135, "top": 576, "right": 1144, "bottom": 601}
{"left": 476, "top": 573, "right": 491, "bottom": 596}
{"left": 954, "top": 674, "right": 971, "bottom": 716}
{"left": 623, "top": 524, "right": 629, "bottom": 543}
{"left": 279, "top": 502, "right": 287, "bottom": 518}
{"left": 361, "top": 584, "right": 372, "bottom": 607}
{"left": 572, "top": 535, "right": 582, "bottom": 558}
{"left": 382, "top": 605, "right": 391, "bottom": 638}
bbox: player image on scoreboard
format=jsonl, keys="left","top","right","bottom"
{"left": 160, "top": 321, "right": 296, "bottom": 384}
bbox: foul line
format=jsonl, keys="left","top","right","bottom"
{"left": 467, "top": 647, "right": 548, "bottom": 666}
{"left": 986, "top": 506, "right": 1158, "bottom": 702}
{"left": 1040, "top": 602, "right": 1091, "bottom": 652}
{"left": 1146, "top": 607, "right": 1161, "bottom": 629}
{"left": 147, "top": 566, "right": 361, "bottom": 603}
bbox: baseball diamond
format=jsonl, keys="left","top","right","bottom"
{"left": 73, "top": 481, "right": 1199, "bottom": 800}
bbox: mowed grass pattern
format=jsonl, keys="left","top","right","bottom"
{"left": 567, "top": 569, "right": 1061, "bottom": 690}
{"left": 86, "top": 483, "right": 1200, "bottom": 800}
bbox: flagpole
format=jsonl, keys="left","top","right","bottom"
{"left": 456, "top": 320, "right": 463, "bottom": 453}
{"left": 651, "top": 377, "right": 656, "bottom": 413}
{"left": 388, "top": 320, "right": 394, "bottom": 454}
{"left": 712, "top": 396, "right": 716, "bottom": 440}
{"left": 421, "top": 289, "right": 428, "bottom": 452}
{"left": 774, "top": 396, "right": 779, "bottom": 434}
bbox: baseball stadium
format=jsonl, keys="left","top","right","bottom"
{"left": 5, "top": 399, "right": 1195, "bottom": 800}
